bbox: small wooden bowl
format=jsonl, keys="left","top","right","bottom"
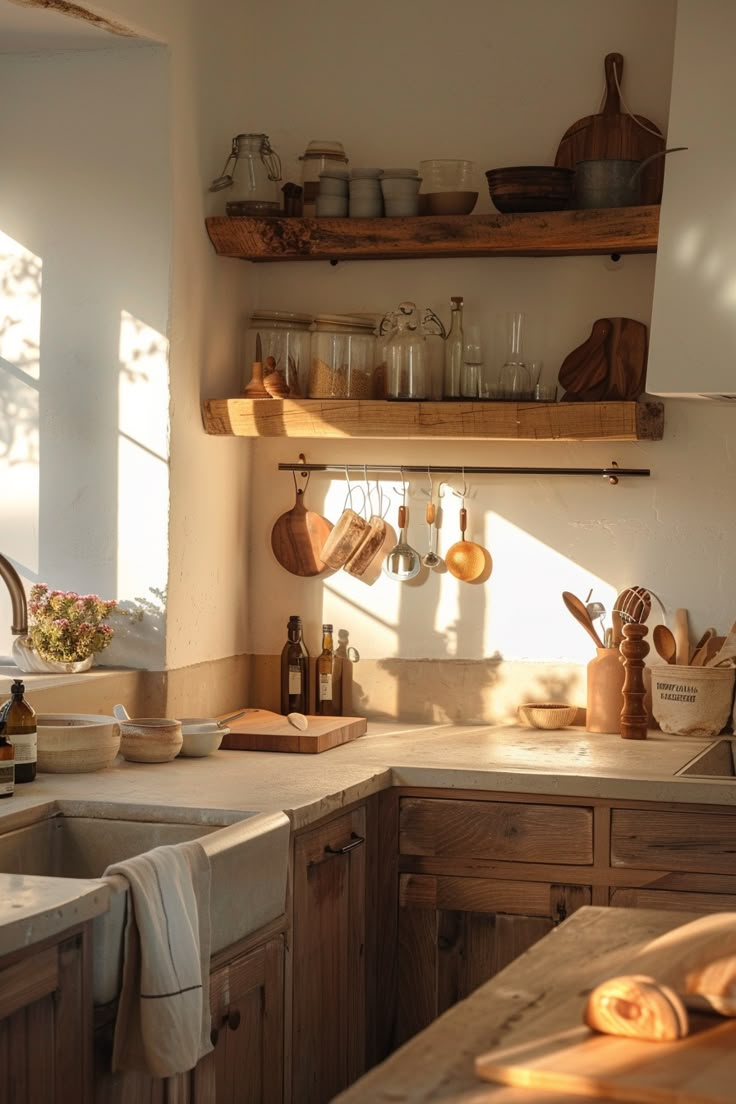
{"left": 518, "top": 702, "right": 578, "bottom": 730}
{"left": 37, "top": 714, "right": 120, "bottom": 773}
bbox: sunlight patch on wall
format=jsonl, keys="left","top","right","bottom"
{"left": 117, "top": 310, "right": 169, "bottom": 600}
{"left": 0, "top": 230, "right": 41, "bottom": 656}
{"left": 485, "top": 512, "right": 615, "bottom": 662}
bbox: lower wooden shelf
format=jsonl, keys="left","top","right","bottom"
{"left": 201, "top": 398, "right": 664, "bottom": 442}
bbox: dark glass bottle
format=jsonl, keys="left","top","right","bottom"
{"left": 280, "top": 615, "right": 310, "bottom": 715}
{"left": 316, "top": 623, "right": 337, "bottom": 716}
{"left": 0, "top": 720, "right": 14, "bottom": 798}
{"left": 1, "top": 679, "right": 36, "bottom": 783}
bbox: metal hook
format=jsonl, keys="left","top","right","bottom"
{"left": 452, "top": 466, "right": 468, "bottom": 501}
{"left": 436, "top": 480, "right": 448, "bottom": 499}
{"left": 292, "top": 468, "right": 309, "bottom": 496}
{"left": 392, "top": 467, "right": 408, "bottom": 504}
{"left": 343, "top": 465, "right": 365, "bottom": 515}
{"left": 421, "top": 466, "right": 434, "bottom": 501}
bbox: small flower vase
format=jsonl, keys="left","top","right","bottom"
{"left": 12, "top": 638, "right": 94, "bottom": 674}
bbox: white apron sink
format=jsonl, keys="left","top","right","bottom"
{"left": 0, "top": 805, "right": 290, "bottom": 1004}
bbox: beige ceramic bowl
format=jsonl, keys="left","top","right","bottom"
{"left": 37, "top": 714, "right": 120, "bottom": 773}
{"left": 518, "top": 702, "right": 578, "bottom": 730}
{"left": 119, "top": 717, "right": 183, "bottom": 763}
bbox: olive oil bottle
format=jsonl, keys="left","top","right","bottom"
{"left": 317, "top": 623, "right": 343, "bottom": 716}
{"left": 0, "top": 679, "right": 36, "bottom": 783}
{"left": 280, "top": 615, "right": 310, "bottom": 715}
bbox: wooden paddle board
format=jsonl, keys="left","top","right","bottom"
{"left": 555, "top": 53, "right": 666, "bottom": 206}
{"left": 221, "top": 708, "right": 366, "bottom": 753}
{"left": 476, "top": 1017, "right": 736, "bottom": 1104}
{"left": 270, "top": 482, "right": 333, "bottom": 577}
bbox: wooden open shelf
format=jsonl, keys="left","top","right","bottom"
{"left": 201, "top": 398, "right": 664, "bottom": 442}
{"left": 205, "top": 206, "right": 659, "bottom": 262}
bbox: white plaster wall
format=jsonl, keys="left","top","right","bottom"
{"left": 0, "top": 44, "right": 171, "bottom": 665}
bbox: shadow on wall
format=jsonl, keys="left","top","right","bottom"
{"left": 358, "top": 652, "right": 503, "bottom": 724}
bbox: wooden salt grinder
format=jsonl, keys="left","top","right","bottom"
{"left": 620, "top": 623, "right": 649, "bottom": 739}
{"left": 244, "top": 361, "right": 271, "bottom": 398}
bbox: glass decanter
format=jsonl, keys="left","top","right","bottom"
{"left": 499, "top": 311, "right": 532, "bottom": 400}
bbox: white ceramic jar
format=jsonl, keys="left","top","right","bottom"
{"left": 300, "top": 141, "right": 349, "bottom": 216}
{"left": 349, "top": 169, "right": 383, "bottom": 218}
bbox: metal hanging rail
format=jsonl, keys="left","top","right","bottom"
{"left": 278, "top": 457, "right": 650, "bottom": 485}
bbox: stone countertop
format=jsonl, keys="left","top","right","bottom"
{"left": 0, "top": 872, "right": 109, "bottom": 959}
{"left": 0, "top": 720, "right": 729, "bottom": 959}
{"left": 0, "top": 721, "right": 731, "bottom": 837}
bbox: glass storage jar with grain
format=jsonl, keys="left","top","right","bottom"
{"left": 309, "top": 314, "right": 376, "bottom": 399}
{"left": 246, "top": 310, "right": 313, "bottom": 397}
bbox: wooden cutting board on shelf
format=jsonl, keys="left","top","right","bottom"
{"left": 220, "top": 708, "right": 367, "bottom": 754}
{"left": 555, "top": 52, "right": 666, "bottom": 206}
{"left": 475, "top": 1016, "right": 736, "bottom": 1104}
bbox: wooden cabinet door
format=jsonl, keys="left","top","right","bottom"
{"left": 292, "top": 806, "right": 366, "bottom": 1104}
{"left": 0, "top": 929, "right": 92, "bottom": 1104}
{"left": 193, "top": 936, "right": 284, "bottom": 1104}
{"left": 396, "top": 874, "right": 590, "bottom": 1045}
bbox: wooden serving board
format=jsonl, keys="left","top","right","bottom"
{"left": 476, "top": 1017, "right": 736, "bottom": 1103}
{"left": 220, "top": 709, "right": 366, "bottom": 754}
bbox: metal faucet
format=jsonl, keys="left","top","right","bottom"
{"left": 0, "top": 554, "right": 28, "bottom": 636}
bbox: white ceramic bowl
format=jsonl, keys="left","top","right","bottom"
{"left": 179, "top": 728, "right": 227, "bottom": 758}
{"left": 37, "top": 714, "right": 120, "bottom": 773}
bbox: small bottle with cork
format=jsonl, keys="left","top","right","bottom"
{"left": 0, "top": 679, "right": 37, "bottom": 783}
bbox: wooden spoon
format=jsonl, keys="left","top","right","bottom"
{"left": 673, "top": 607, "right": 690, "bottom": 666}
{"left": 445, "top": 507, "right": 487, "bottom": 583}
{"left": 270, "top": 475, "right": 333, "bottom": 577}
{"left": 652, "top": 624, "right": 676, "bottom": 665}
{"left": 561, "top": 591, "right": 604, "bottom": 650}
{"left": 690, "top": 627, "right": 716, "bottom": 666}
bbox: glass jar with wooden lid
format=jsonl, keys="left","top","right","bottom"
{"left": 309, "top": 314, "right": 377, "bottom": 399}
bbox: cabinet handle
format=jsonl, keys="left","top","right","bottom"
{"left": 324, "top": 832, "right": 365, "bottom": 856}
{"left": 227, "top": 1009, "right": 241, "bottom": 1032}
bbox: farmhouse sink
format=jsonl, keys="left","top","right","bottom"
{"left": 676, "top": 738, "right": 736, "bottom": 779}
{"left": 0, "top": 805, "right": 290, "bottom": 1004}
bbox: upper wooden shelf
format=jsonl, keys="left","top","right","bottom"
{"left": 205, "top": 206, "right": 659, "bottom": 262}
{"left": 201, "top": 398, "right": 664, "bottom": 442}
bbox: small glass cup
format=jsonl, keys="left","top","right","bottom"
{"left": 534, "top": 383, "right": 558, "bottom": 402}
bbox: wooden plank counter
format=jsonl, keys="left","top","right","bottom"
{"left": 333, "top": 906, "right": 707, "bottom": 1104}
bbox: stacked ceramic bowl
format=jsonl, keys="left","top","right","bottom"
{"left": 349, "top": 169, "right": 384, "bottom": 217}
{"left": 316, "top": 169, "right": 349, "bottom": 217}
{"left": 380, "top": 169, "right": 422, "bottom": 216}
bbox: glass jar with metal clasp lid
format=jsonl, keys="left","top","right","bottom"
{"left": 309, "top": 314, "right": 377, "bottom": 399}
{"left": 379, "top": 305, "right": 446, "bottom": 400}
{"left": 209, "top": 133, "right": 283, "bottom": 216}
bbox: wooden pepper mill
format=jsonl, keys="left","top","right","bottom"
{"left": 620, "top": 623, "right": 650, "bottom": 739}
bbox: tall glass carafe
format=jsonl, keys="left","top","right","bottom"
{"left": 499, "top": 311, "right": 532, "bottom": 400}
{"left": 385, "top": 302, "right": 429, "bottom": 400}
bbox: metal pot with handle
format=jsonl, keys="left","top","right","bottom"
{"left": 574, "top": 147, "right": 687, "bottom": 209}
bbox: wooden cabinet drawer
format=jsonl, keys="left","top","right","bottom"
{"left": 611, "top": 886, "right": 736, "bottom": 914}
{"left": 611, "top": 809, "right": 736, "bottom": 874}
{"left": 399, "top": 798, "right": 593, "bottom": 865}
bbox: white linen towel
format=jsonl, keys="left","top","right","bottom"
{"left": 105, "top": 838, "right": 213, "bottom": 1078}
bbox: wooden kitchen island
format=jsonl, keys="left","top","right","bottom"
{"left": 334, "top": 905, "right": 714, "bottom": 1103}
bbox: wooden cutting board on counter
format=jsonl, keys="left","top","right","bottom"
{"left": 475, "top": 1017, "right": 736, "bottom": 1103}
{"left": 220, "top": 709, "right": 367, "bottom": 754}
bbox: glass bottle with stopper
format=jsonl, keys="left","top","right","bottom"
{"left": 443, "top": 296, "right": 464, "bottom": 398}
{"left": 385, "top": 302, "right": 429, "bottom": 400}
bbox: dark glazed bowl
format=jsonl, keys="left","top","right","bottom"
{"left": 485, "top": 166, "right": 574, "bottom": 213}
